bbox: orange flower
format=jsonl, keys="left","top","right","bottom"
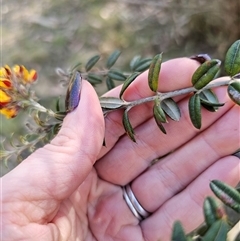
{"left": 0, "top": 79, "right": 12, "bottom": 88}
{"left": 0, "top": 89, "right": 11, "bottom": 106}
{"left": 0, "top": 65, "right": 11, "bottom": 78}
{"left": 13, "top": 65, "right": 38, "bottom": 83}
{"left": 0, "top": 107, "right": 18, "bottom": 118}
{"left": 0, "top": 65, "right": 38, "bottom": 119}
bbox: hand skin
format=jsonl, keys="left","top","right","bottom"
{"left": 1, "top": 58, "right": 239, "bottom": 241}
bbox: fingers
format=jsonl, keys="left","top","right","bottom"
{"left": 3, "top": 81, "right": 105, "bottom": 204}
{"left": 96, "top": 84, "right": 236, "bottom": 184}
{"left": 97, "top": 58, "right": 200, "bottom": 158}
{"left": 140, "top": 156, "right": 240, "bottom": 241}
{"left": 131, "top": 104, "right": 239, "bottom": 212}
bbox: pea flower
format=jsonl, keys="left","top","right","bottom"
{"left": 0, "top": 65, "right": 38, "bottom": 118}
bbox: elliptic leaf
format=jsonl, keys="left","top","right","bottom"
{"left": 224, "top": 39, "right": 240, "bottom": 77}
{"left": 85, "top": 55, "right": 100, "bottom": 72}
{"left": 188, "top": 94, "right": 202, "bottom": 129}
{"left": 130, "top": 55, "right": 141, "bottom": 71}
{"left": 134, "top": 58, "right": 152, "bottom": 72}
{"left": 199, "top": 89, "right": 224, "bottom": 112}
{"left": 227, "top": 81, "right": 240, "bottom": 105}
{"left": 148, "top": 53, "right": 163, "bottom": 92}
{"left": 202, "top": 220, "right": 228, "bottom": 241}
{"left": 154, "top": 118, "right": 167, "bottom": 134}
{"left": 192, "top": 59, "right": 221, "bottom": 90}
{"left": 119, "top": 72, "right": 140, "bottom": 99}
{"left": 161, "top": 98, "right": 181, "bottom": 121}
{"left": 153, "top": 99, "right": 167, "bottom": 123}
{"left": 106, "top": 77, "right": 115, "bottom": 90}
{"left": 56, "top": 98, "right": 61, "bottom": 112}
{"left": 122, "top": 110, "right": 136, "bottom": 142}
{"left": 99, "top": 97, "right": 126, "bottom": 109}
{"left": 87, "top": 73, "right": 103, "bottom": 84}
{"left": 108, "top": 69, "right": 126, "bottom": 81}
{"left": 203, "top": 197, "right": 224, "bottom": 227}
{"left": 65, "top": 71, "right": 82, "bottom": 113}
{"left": 210, "top": 180, "right": 240, "bottom": 213}
{"left": 171, "top": 221, "right": 188, "bottom": 241}
{"left": 153, "top": 100, "right": 167, "bottom": 134}
{"left": 106, "top": 50, "right": 121, "bottom": 69}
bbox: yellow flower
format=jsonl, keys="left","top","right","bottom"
{"left": 13, "top": 65, "right": 38, "bottom": 83}
{"left": 0, "top": 89, "right": 11, "bottom": 105}
{"left": 0, "top": 65, "right": 11, "bottom": 78}
{"left": 0, "top": 79, "right": 12, "bottom": 89}
{"left": 0, "top": 107, "right": 18, "bottom": 119}
{"left": 0, "top": 65, "right": 38, "bottom": 119}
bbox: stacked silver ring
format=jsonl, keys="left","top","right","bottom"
{"left": 123, "top": 184, "right": 151, "bottom": 221}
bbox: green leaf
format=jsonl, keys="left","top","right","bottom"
{"left": 171, "top": 221, "right": 188, "bottom": 241}
{"left": 161, "top": 98, "right": 181, "bottom": 121}
{"left": 106, "top": 77, "right": 115, "bottom": 90}
{"left": 99, "top": 97, "right": 126, "bottom": 109}
{"left": 65, "top": 71, "right": 82, "bottom": 113}
{"left": 153, "top": 99, "right": 167, "bottom": 134}
{"left": 154, "top": 117, "right": 167, "bottom": 134}
{"left": 188, "top": 94, "right": 201, "bottom": 129}
{"left": 122, "top": 110, "right": 136, "bottom": 142}
{"left": 134, "top": 58, "right": 152, "bottom": 72}
{"left": 130, "top": 55, "right": 141, "bottom": 71}
{"left": 210, "top": 180, "right": 240, "bottom": 213}
{"left": 87, "top": 73, "right": 103, "bottom": 84}
{"left": 192, "top": 59, "right": 221, "bottom": 90}
{"left": 153, "top": 99, "right": 167, "bottom": 123}
{"left": 203, "top": 197, "right": 224, "bottom": 227}
{"left": 108, "top": 69, "right": 126, "bottom": 81}
{"left": 199, "top": 89, "right": 224, "bottom": 112}
{"left": 202, "top": 220, "right": 228, "bottom": 241}
{"left": 56, "top": 98, "right": 61, "bottom": 112}
{"left": 148, "top": 53, "right": 163, "bottom": 92}
{"left": 224, "top": 39, "right": 240, "bottom": 76}
{"left": 106, "top": 50, "right": 121, "bottom": 69}
{"left": 85, "top": 55, "right": 100, "bottom": 72}
{"left": 227, "top": 81, "right": 240, "bottom": 105}
{"left": 119, "top": 72, "right": 140, "bottom": 99}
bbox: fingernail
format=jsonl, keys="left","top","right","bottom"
{"left": 65, "top": 71, "right": 82, "bottom": 113}
{"left": 190, "top": 54, "right": 211, "bottom": 64}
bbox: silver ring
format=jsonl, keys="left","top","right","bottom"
{"left": 122, "top": 184, "right": 151, "bottom": 221}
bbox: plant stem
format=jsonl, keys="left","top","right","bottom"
{"left": 102, "top": 78, "right": 231, "bottom": 111}
{"left": 28, "top": 99, "right": 56, "bottom": 117}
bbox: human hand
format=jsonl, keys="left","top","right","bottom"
{"left": 1, "top": 58, "right": 239, "bottom": 241}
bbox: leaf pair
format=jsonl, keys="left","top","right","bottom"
{"left": 153, "top": 97, "right": 181, "bottom": 133}
{"left": 188, "top": 90, "right": 224, "bottom": 129}
{"left": 130, "top": 56, "right": 152, "bottom": 72}
{"left": 191, "top": 59, "right": 221, "bottom": 90}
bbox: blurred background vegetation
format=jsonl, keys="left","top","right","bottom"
{"left": 1, "top": 0, "right": 240, "bottom": 174}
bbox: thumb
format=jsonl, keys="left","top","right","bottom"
{"left": 4, "top": 81, "right": 105, "bottom": 201}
